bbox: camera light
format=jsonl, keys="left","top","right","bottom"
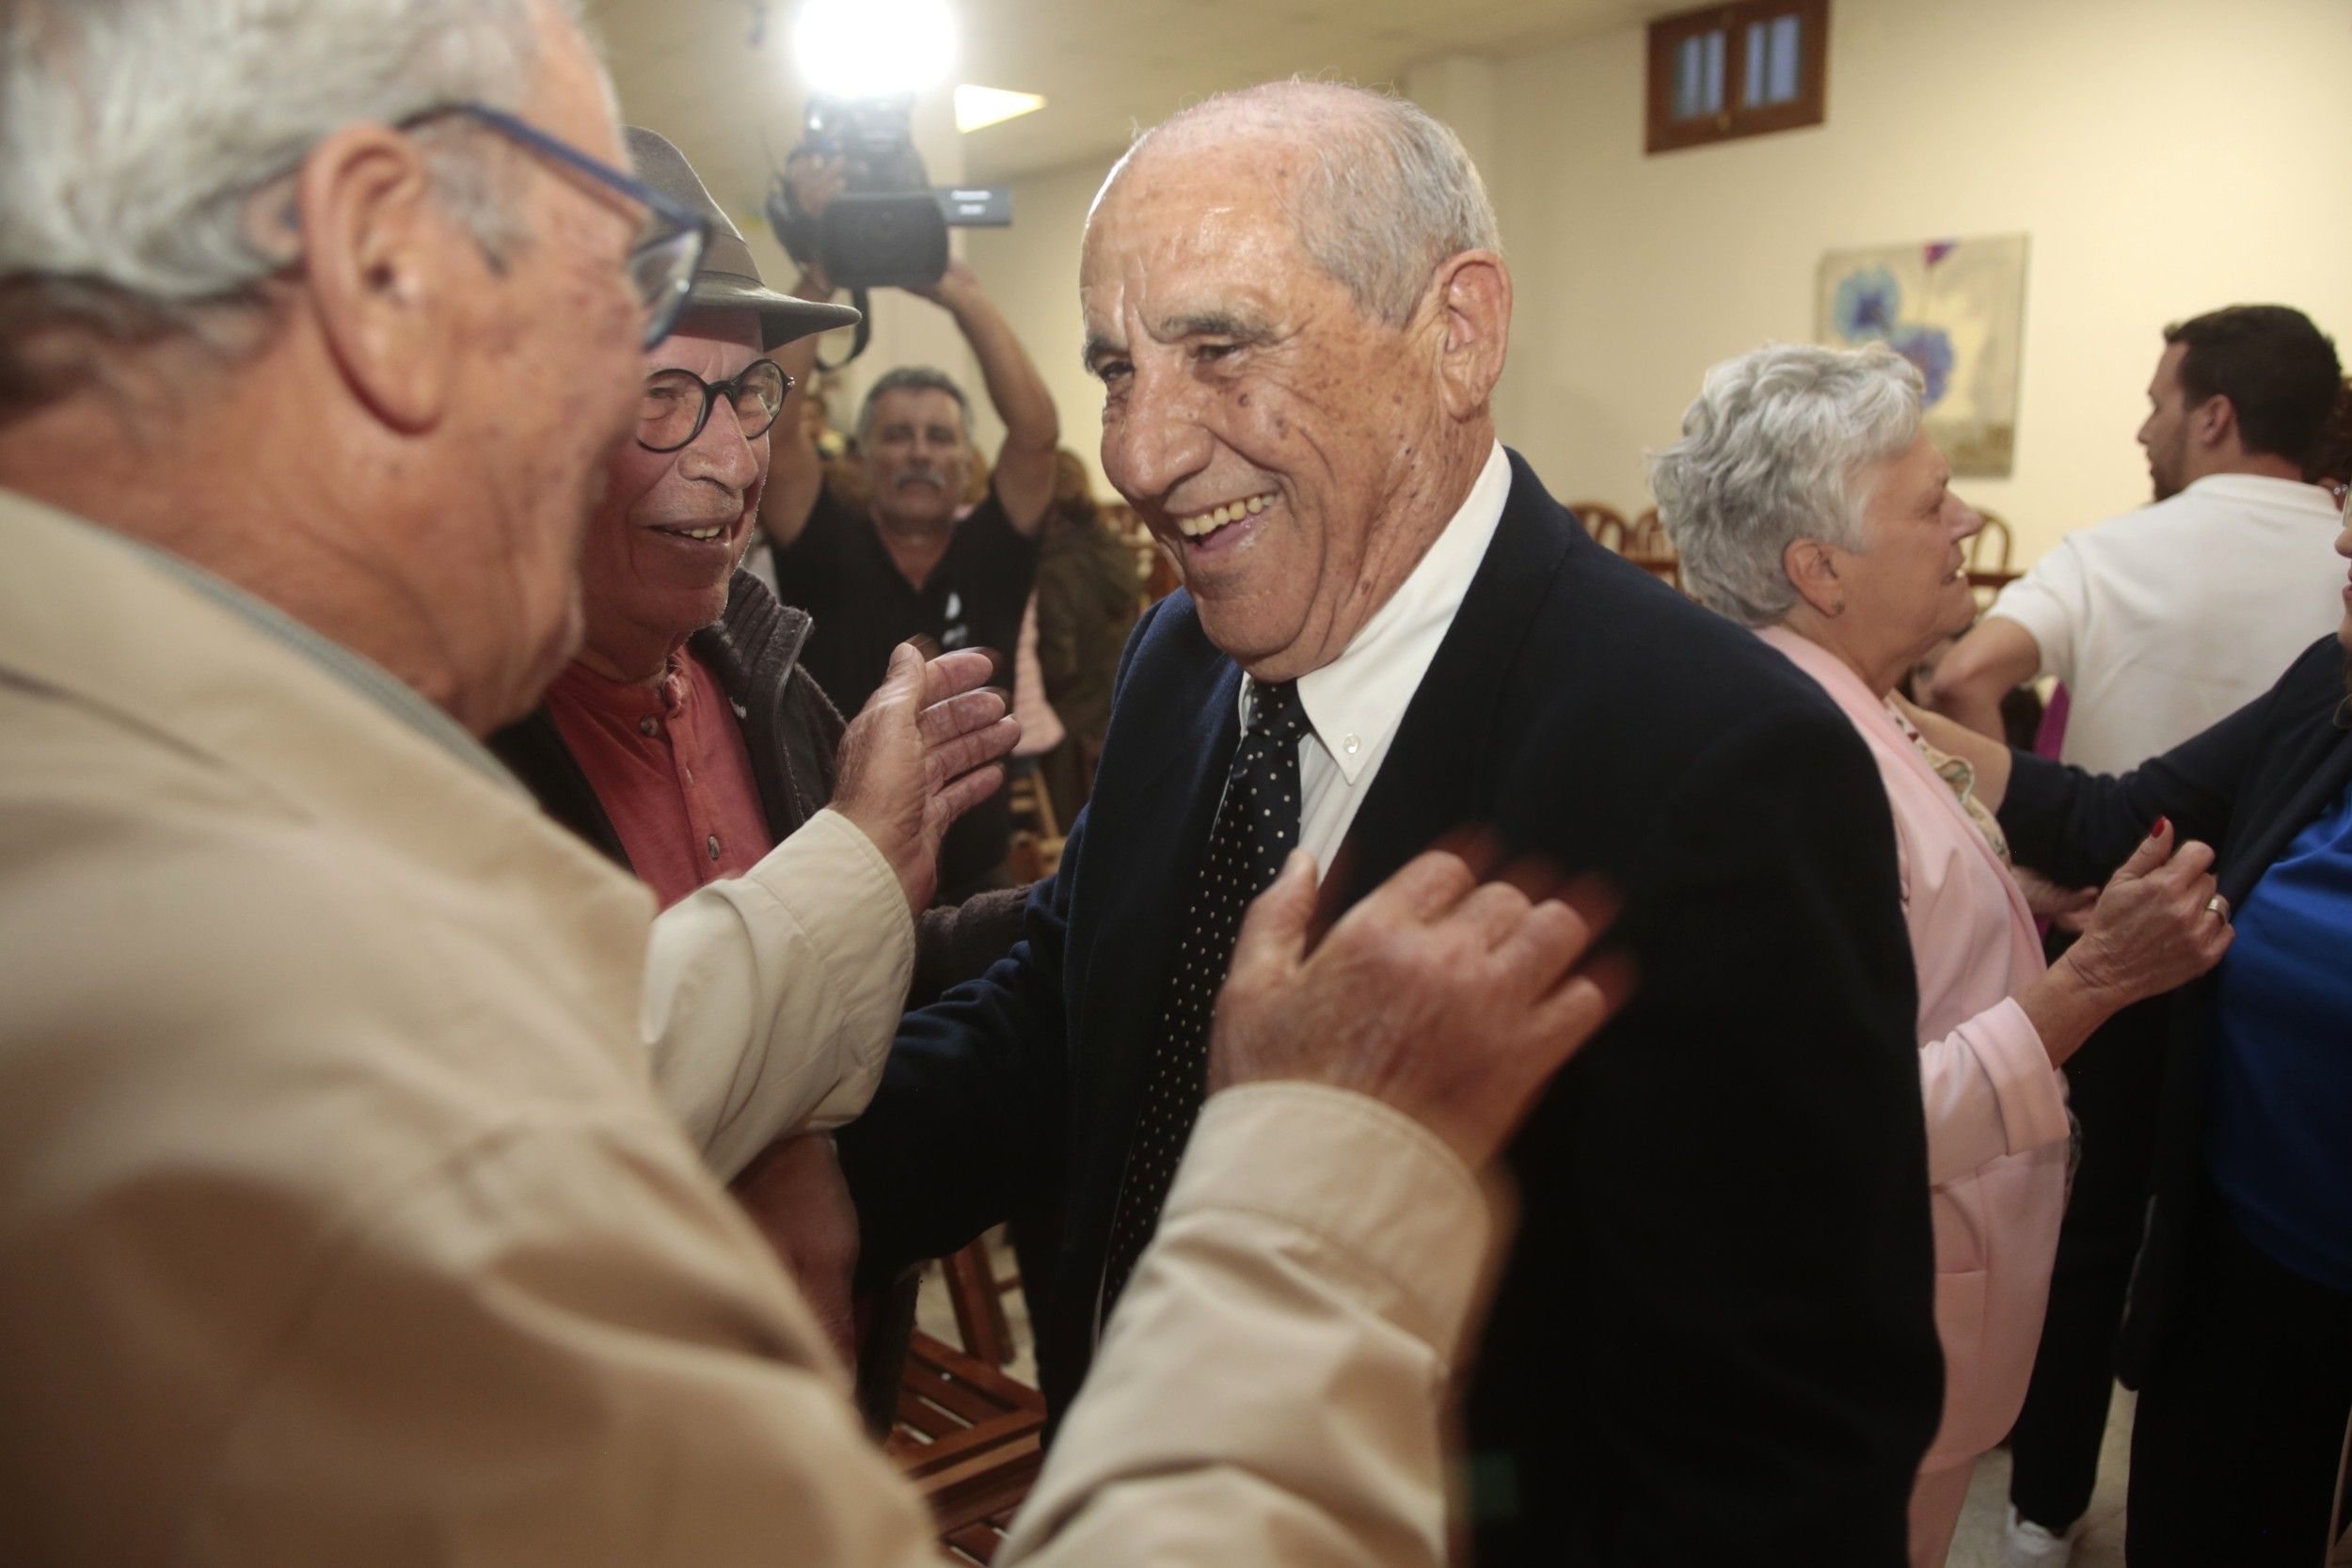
{"left": 790, "top": 0, "right": 958, "bottom": 99}
{"left": 953, "top": 85, "right": 1045, "bottom": 134}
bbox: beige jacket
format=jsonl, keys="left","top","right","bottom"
{"left": 644, "top": 807, "right": 910, "bottom": 1174}
{"left": 0, "top": 489, "right": 1496, "bottom": 1567}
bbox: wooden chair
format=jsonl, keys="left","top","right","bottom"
{"left": 1964, "top": 510, "right": 2020, "bottom": 609}
{"left": 1570, "top": 501, "right": 1628, "bottom": 553}
{"left": 887, "top": 1235, "right": 1047, "bottom": 1562}
{"left": 1620, "top": 507, "right": 1685, "bottom": 590}
{"left": 1005, "top": 832, "right": 1063, "bottom": 883}
{"left": 887, "top": 1331, "right": 1046, "bottom": 1563}
{"left": 1968, "top": 508, "right": 2014, "bottom": 573}
{"left": 1105, "top": 503, "right": 1183, "bottom": 604}
{"left": 1007, "top": 764, "right": 1061, "bottom": 842}
{"left": 941, "top": 1240, "right": 1018, "bottom": 1368}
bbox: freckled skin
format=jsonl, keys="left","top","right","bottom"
{"left": 1080, "top": 124, "right": 1500, "bottom": 681}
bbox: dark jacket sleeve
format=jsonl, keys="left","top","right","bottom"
{"left": 836, "top": 597, "right": 1177, "bottom": 1271}
{"left": 2000, "top": 678, "right": 2281, "bottom": 886}
{"left": 1495, "top": 701, "right": 1942, "bottom": 1563}
{"left": 837, "top": 845, "right": 1074, "bottom": 1273}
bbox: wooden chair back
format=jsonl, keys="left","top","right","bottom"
{"left": 1571, "top": 502, "right": 1629, "bottom": 553}
{"left": 1968, "top": 509, "right": 2013, "bottom": 572}
{"left": 1619, "top": 507, "right": 1685, "bottom": 591}
{"left": 887, "top": 1240, "right": 1046, "bottom": 1561}
{"left": 888, "top": 1331, "right": 1045, "bottom": 1562}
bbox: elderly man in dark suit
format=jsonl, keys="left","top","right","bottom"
{"left": 834, "top": 81, "right": 1944, "bottom": 1564}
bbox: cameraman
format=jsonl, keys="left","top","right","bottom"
{"left": 757, "top": 155, "right": 1057, "bottom": 902}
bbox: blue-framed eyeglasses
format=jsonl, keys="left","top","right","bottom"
{"left": 396, "top": 102, "right": 709, "bottom": 349}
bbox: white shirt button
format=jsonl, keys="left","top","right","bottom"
{"left": 1342, "top": 733, "right": 1361, "bottom": 755}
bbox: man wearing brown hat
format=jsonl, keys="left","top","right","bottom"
{"left": 493, "top": 127, "right": 1031, "bottom": 1130}
{"left": 489, "top": 129, "right": 1034, "bottom": 1390}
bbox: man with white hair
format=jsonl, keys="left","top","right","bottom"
{"left": 0, "top": 4, "right": 1629, "bottom": 1563}
{"left": 834, "top": 81, "right": 1946, "bottom": 1564}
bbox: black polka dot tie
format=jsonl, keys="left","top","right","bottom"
{"left": 1100, "top": 679, "right": 1307, "bottom": 1322}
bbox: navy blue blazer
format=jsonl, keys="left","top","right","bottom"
{"left": 842, "top": 453, "right": 1943, "bottom": 1564}
{"left": 2001, "top": 633, "right": 2352, "bottom": 1383}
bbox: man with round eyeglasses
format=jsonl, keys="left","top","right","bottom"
{"left": 488, "top": 132, "right": 1033, "bottom": 1401}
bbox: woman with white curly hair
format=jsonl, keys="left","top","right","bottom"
{"left": 1652, "top": 342, "right": 2233, "bottom": 1564}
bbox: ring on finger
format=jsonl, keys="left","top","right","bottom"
{"left": 2204, "top": 894, "right": 2231, "bottom": 923}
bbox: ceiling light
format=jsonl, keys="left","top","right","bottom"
{"left": 954, "top": 84, "right": 1046, "bottom": 134}
{"left": 790, "top": 0, "right": 957, "bottom": 99}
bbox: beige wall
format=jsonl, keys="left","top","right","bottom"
{"left": 969, "top": 0, "right": 2352, "bottom": 562}
{"left": 1492, "top": 0, "right": 2352, "bottom": 563}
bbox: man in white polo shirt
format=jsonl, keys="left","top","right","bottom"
{"left": 1933, "top": 305, "right": 2344, "bottom": 771}
{"left": 1929, "top": 303, "right": 2344, "bottom": 1568}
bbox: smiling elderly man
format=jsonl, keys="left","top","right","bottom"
{"left": 835, "top": 81, "right": 1946, "bottom": 1564}
{"left": 0, "top": 4, "right": 1633, "bottom": 1563}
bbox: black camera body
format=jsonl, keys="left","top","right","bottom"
{"left": 769, "top": 93, "right": 948, "bottom": 291}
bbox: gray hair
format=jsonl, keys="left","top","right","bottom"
{"left": 858, "top": 365, "right": 972, "bottom": 446}
{"left": 1649, "top": 342, "right": 1925, "bottom": 627}
{"left": 0, "top": 0, "right": 581, "bottom": 396}
{"left": 1123, "top": 80, "right": 1501, "bottom": 326}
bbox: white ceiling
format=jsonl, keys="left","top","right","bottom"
{"left": 592, "top": 0, "right": 1671, "bottom": 229}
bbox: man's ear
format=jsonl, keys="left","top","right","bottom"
{"left": 291, "top": 123, "right": 468, "bottom": 434}
{"left": 1428, "top": 249, "right": 1511, "bottom": 420}
{"left": 2191, "top": 392, "right": 2236, "bottom": 453}
{"left": 1783, "top": 535, "right": 1845, "bottom": 616}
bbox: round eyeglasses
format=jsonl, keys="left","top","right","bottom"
{"left": 637, "top": 358, "right": 792, "bottom": 453}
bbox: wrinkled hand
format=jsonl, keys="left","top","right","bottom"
{"left": 2012, "top": 864, "right": 2096, "bottom": 933}
{"left": 732, "top": 1133, "right": 861, "bottom": 1370}
{"left": 834, "top": 641, "right": 1018, "bottom": 912}
{"left": 2058, "top": 817, "right": 2233, "bottom": 1007}
{"left": 1208, "top": 847, "right": 1635, "bottom": 1169}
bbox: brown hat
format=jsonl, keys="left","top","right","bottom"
{"left": 624, "top": 126, "right": 859, "bottom": 351}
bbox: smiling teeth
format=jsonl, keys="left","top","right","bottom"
{"left": 675, "top": 525, "right": 724, "bottom": 541}
{"left": 1175, "top": 492, "right": 1274, "bottom": 539}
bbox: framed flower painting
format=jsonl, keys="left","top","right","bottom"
{"left": 1817, "top": 233, "right": 2028, "bottom": 476}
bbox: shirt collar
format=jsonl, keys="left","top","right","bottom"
{"left": 548, "top": 654, "right": 691, "bottom": 720}
{"left": 2181, "top": 472, "right": 2341, "bottom": 513}
{"left": 1241, "top": 441, "right": 1512, "bottom": 784}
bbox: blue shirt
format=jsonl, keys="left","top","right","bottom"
{"left": 2208, "top": 774, "right": 2352, "bottom": 1291}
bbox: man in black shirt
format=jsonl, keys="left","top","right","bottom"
{"left": 758, "top": 246, "right": 1058, "bottom": 900}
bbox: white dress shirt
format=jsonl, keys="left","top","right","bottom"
{"left": 1239, "top": 441, "right": 1513, "bottom": 869}
{"left": 1989, "top": 473, "right": 2344, "bottom": 773}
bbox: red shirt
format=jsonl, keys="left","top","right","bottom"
{"left": 545, "top": 652, "right": 774, "bottom": 910}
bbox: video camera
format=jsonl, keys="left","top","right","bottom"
{"left": 767, "top": 93, "right": 1011, "bottom": 364}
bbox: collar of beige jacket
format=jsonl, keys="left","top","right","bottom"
{"left": 0, "top": 487, "right": 654, "bottom": 950}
